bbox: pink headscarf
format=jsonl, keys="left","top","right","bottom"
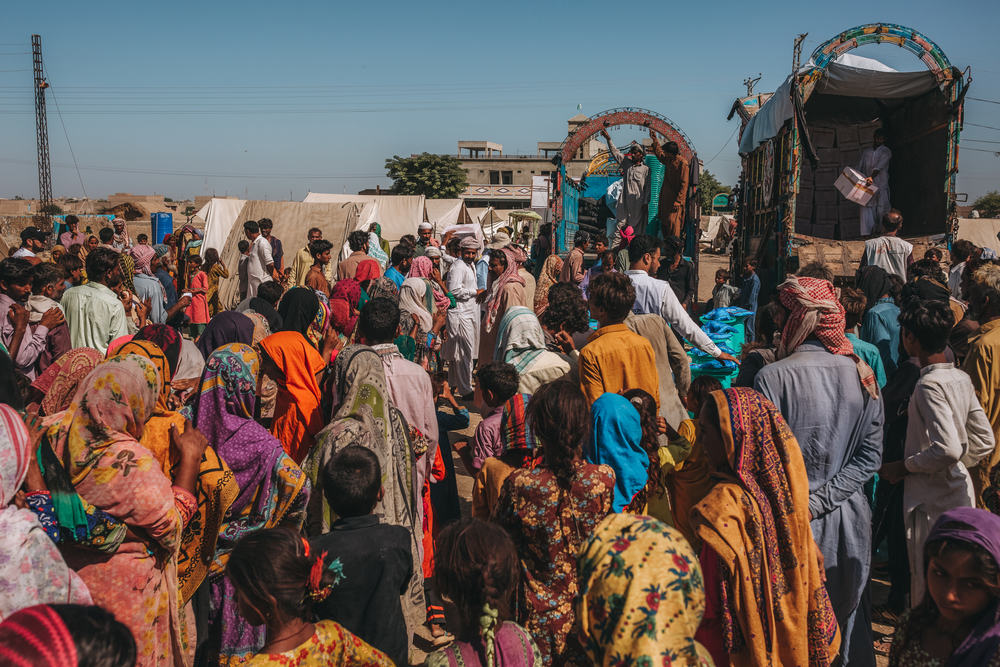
{"left": 130, "top": 244, "right": 156, "bottom": 275}
{"left": 483, "top": 247, "right": 526, "bottom": 333}
{"left": 408, "top": 256, "right": 451, "bottom": 312}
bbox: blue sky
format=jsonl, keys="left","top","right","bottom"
{"left": 2, "top": 0, "right": 998, "bottom": 203}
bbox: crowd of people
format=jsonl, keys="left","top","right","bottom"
{"left": 2, "top": 207, "right": 1000, "bottom": 667}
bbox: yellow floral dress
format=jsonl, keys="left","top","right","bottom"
{"left": 244, "top": 620, "right": 394, "bottom": 667}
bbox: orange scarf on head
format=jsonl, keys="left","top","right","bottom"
{"left": 259, "top": 331, "right": 326, "bottom": 464}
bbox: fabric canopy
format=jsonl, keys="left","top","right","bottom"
{"left": 216, "top": 200, "right": 362, "bottom": 309}
{"left": 195, "top": 198, "right": 246, "bottom": 256}
{"left": 302, "top": 193, "right": 426, "bottom": 244}
{"left": 424, "top": 199, "right": 471, "bottom": 232}
{"left": 738, "top": 54, "right": 940, "bottom": 155}
{"left": 957, "top": 218, "right": 1000, "bottom": 256}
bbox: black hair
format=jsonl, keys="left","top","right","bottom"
{"left": 589, "top": 271, "right": 636, "bottom": 322}
{"left": 594, "top": 234, "right": 608, "bottom": 248}
{"left": 527, "top": 380, "right": 589, "bottom": 491}
{"left": 49, "top": 604, "right": 137, "bottom": 667}
{"left": 491, "top": 249, "right": 508, "bottom": 271}
{"left": 574, "top": 232, "right": 590, "bottom": 248}
{"left": 744, "top": 258, "right": 758, "bottom": 270}
{"left": 309, "top": 239, "right": 333, "bottom": 259}
{"left": 65, "top": 214, "right": 80, "bottom": 226}
{"left": 390, "top": 244, "right": 413, "bottom": 267}
{"left": 664, "top": 141, "right": 680, "bottom": 156}
{"left": 599, "top": 250, "right": 615, "bottom": 269}
{"left": 256, "top": 280, "right": 284, "bottom": 306}
{"left": 924, "top": 248, "right": 943, "bottom": 262}
{"left": 59, "top": 252, "right": 84, "bottom": 274}
{"left": 434, "top": 518, "right": 519, "bottom": 643}
{"left": 539, "top": 282, "right": 591, "bottom": 333}
{"left": 840, "top": 287, "right": 868, "bottom": 331}
{"left": 86, "top": 248, "right": 120, "bottom": 284}
{"left": 308, "top": 227, "right": 322, "bottom": 236}
{"left": 258, "top": 218, "right": 273, "bottom": 231}
{"left": 882, "top": 208, "right": 903, "bottom": 232}
{"left": 322, "top": 445, "right": 381, "bottom": 518}
{"left": 359, "top": 297, "right": 400, "bottom": 344}
{"left": 898, "top": 299, "right": 953, "bottom": 354}
{"left": 238, "top": 239, "right": 250, "bottom": 253}
{"left": 188, "top": 255, "right": 203, "bottom": 267}
{"left": 620, "top": 388, "right": 660, "bottom": 456}
{"left": 137, "top": 233, "right": 148, "bottom": 242}
{"left": 952, "top": 240, "right": 976, "bottom": 264}
{"left": 688, "top": 376, "right": 722, "bottom": 414}
{"left": 797, "top": 261, "right": 834, "bottom": 283}
{"left": 741, "top": 301, "right": 783, "bottom": 358}
{"left": 348, "top": 230, "right": 369, "bottom": 252}
{"left": 475, "top": 361, "right": 519, "bottom": 404}
{"left": 31, "top": 262, "right": 65, "bottom": 294}
{"left": 716, "top": 268, "right": 730, "bottom": 280}
{"left": 0, "top": 257, "right": 35, "bottom": 287}
{"left": 908, "top": 258, "right": 947, "bottom": 285}
{"left": 0, "top": 350, "right": 25, "bottom": 411}
{"left": 98, "top": 227, "right": 114, "bottom": 243}
{"left": 243, "top": 220, "right": 260, "bottom": 234}
{"left": 227, "top": 527, "right": 339, "bottom": 626}
{"left": 889, "top": 274, "right": 905, "bottom": 306}
{"left": 399, "top": 234, "right": 417, "bottom": 248}
{"left": 628, "top": 234, "right": 661, "bottom": 264}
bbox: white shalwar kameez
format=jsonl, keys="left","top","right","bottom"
{"left": 443, "top": 258, "right": 480, "bottom": 396}
{"left": 855, "top": 145, "right": 892, "bottom": 236}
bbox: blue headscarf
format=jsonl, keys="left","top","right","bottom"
{"left": 587, "top": 393, "right": 649, "bottom": 513}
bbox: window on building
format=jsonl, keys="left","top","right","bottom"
{"left": 541, "top": 171, "right": 551, "bottom": 177}
{"left": 489, "top": 170, "right": 500, "bottom": 185}
{"left": 501, "top": 171, "right": 513, "bottom": 185}
{"left": 530, "top": 171, "right": 535, "bottom": 174}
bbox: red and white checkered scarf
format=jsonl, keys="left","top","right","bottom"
{"left": 778, "top": 275, "right": 878, "bottom": 399}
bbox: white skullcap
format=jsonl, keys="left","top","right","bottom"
{"left": 418, "top": 222, "right": 433, "bottom": 230}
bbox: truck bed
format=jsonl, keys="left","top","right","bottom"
{"left": 791, "top": 234, "right": 947, "bottom": 279}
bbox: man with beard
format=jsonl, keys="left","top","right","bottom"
{"left": 26, "top": 262, "right": 72, "bottom": 374}
{"left": 443, "top": 237, "right": 481, "bottom": 400}
{"left": 601, "top": 128, "right": 651, "bottom": 243}
{"left": 61, "top": 247, "right": 130, "bottom": 354}
{"left": 414, "top": 222, "right": 438, "bottom": 258}
{"left": 0, "top": 258, "right": 65, "bottom": 379}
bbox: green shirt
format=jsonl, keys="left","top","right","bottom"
{"left": 61, "top": 282, "right": 130, "bottom": 354}
{"left": 846, "top": 332, "right": 887, "bottom": 389}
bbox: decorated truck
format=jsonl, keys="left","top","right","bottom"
{"left": 732, "top": 23, "right": 970, "bottom": 285}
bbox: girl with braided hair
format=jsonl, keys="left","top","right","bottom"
{"left": 427, "top": 517, "right": 541, "bottom": 667}
{"left": 491, "top": 380, "right": 614, "bottom": 666}
{"left": 227, "top": 527, "right": 393, "bottom": 667}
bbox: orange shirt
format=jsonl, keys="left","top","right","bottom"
{"left": 579, "top": 323, "right": 660, "bottom": 409}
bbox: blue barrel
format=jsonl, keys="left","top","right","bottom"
{"left": 151, "top": 212, "right": 173, "bottom": 244}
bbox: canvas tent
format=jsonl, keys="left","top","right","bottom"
{"left": 957, "top": 218, "right": 1000, "bottom": 257}
{"left": 424, "top": 199, "right": 471, "bottom": 232}
{"left": 195, "top": 198, "right": 246, "bottom": 256}
{"left": 215, "top": 200, "right": 364, "bottom": 310}
{"left": 302, "top": 193, "right": 426, "bottom": 244}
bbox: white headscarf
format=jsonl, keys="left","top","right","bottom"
{"left": 399, "top": 277, "right": 433, "bottom": 332}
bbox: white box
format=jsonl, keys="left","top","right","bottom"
{"left": 835, "top": 166, "right": 878, "bottom": 206}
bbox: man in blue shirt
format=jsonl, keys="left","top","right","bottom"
{"left": 737, "top": 258, "right": 761, "bottom": 342}
{"left": 385, "top": 244, "right": 412, "bottom": 289}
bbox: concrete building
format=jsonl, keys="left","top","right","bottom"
{"left": 451, "top": 114, "right": 606, "bottom": 210}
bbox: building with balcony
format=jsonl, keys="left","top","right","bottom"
{"left": 451, "top": 114, "right": 606, "bottom": 210}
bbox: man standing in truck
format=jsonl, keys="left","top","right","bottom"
{"left": 650, "top": 129, "right": 689, "bottom": 238}
{"left": 856, "top": 129, "right": 892, "bottom": 236}
{"left": 601, "top": 128, "right": 651, "bottom": 245}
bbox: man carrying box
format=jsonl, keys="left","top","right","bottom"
{"left": 855, "top": 129, "right": 892, "bottom": 236}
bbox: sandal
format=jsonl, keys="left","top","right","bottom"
{"left": 872, "top": 603, "right": 901, "bottom": 627}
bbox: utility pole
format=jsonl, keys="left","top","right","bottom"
{"left": 743, "top": 74, "right": 762, "bottom": 97}
{"left": 32, "top": 34, "right": 53, "bottom": 233}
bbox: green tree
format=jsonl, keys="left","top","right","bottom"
{"left": 385, "top": 153, "right": 468, "bottom": 199}
{"left": 973, "top": 190, "right": 1000, "bottom": 218}
{"left": 699, "top": 169, "right": 732, "bottom": 212}
{"left": 39, "top": 203, "right": 63, "bottom": 215}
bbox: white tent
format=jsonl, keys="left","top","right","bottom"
{"left": 195, "top": 198, "right": 246, "bottom": 256}
{"left": 338, "top": 202, "right": 381, "bottom": 261}
{"left": 424, "top": 199, "right": 471, "bottom": 233}
{"left": 216, "top": 200, "right": 364, "bottom": 309}
{"left": 302, "top": 193, "right": 426, "bottom": 244}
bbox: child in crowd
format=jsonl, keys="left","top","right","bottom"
{"left": 924, "top": 247, "right": 944, "bottom": 263}
{"left": 27, "top": 262, "right": 71, "bottom": 374}
{"left": 238, "top": 239, "right": 251, "bottom": 301}
{"left": 309, "top": 446, "right": 413, "bottom": 667}
{"left": 227, "top": 526, "right": 394, "bottom": 667}
{"left": 453, "top": 361, "right": 519, "bottom": 476}
{"left": 622, "top": 388, "right": 691, "bottom": 526}
{"left": 58, "top": 252, "right": 84, "bottom": 288}
{"left": 137, "top": 233, "right": 148, "bottom": 245}
{"left": 888, "top": 507, "right": 1000, "bottom": 667}
{"left": 841, "top": 286, "right": 887, "bottom": 388}
{"left": 431, "top": 372, "right": 468, "bottom": 527}
{"left": 579, "top": 272, "right": 659, "bottom": 405}
{"left": 426, "top": 517, "right": 541, "bottom": 667}
{"left": 880, "top": 300, "right": 995, "bottom": 605}
{"left": 185, "top": 255, "right": 209, "bottom": 338}
{"left": 711, "top": 268, "right": 740, "bottom": 309}
{"left": 471, "top": 393, "right": 539, "bottom": 520}
{"left": 417, "top": 398, "right": 451, "bottom": 645}
{"left": 0, "top": 257, "right": 63, "bottom": 380}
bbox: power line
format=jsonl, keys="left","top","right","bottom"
{"left": 967, "top": 122, "right": 1000, "bottom": 132}
{"left": 965, "top": 139, "right": 1000, "bottom": 144}
{"left": 963, "top": 147, "right": 1000, "bottom": 154}
{"left": 970, "top": 97, "right": 1000, "bottom": 105}
{"left": 703, "top": 126, "right": 739, "bottom": 168}
{"left": 43, "top": 65, "right": 87, "bottom": 198}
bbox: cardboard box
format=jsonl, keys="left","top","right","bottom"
{"left": 840, "top": 221, "right": 862, "bottom": 239}
{"left": 818, "top": 147, "right": 840, "bottom": 165}
{"left": 813, "top": 224, "right": 836, "bottom": 239}
{"left": 816, "top": 188, "right": 839, "bottom": 207}
{"left": 815, "top": 168, "right": 838, "bottom": 187}
{"left": 794, "top": 222, "right": 812, "bottom": 236}
{"left": 837, "top": 125, "right": 860, "bottom": 147}
{"left": 835, "top": 166, "right": 877, "bottom": 206}
{"left": 840, "top": 200, "right": 860, "bottom": 219}
{"left": 798, "top": 185, "right": 814, "bottom": 207}
{"left": 839, "top": 148, "right": 861, "bottom": 168}
{"left": 818, "top": 205, "right": 839, "bottom": 222}
{"left": 811, "top": 127, "right": 836, "bottom": 149}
